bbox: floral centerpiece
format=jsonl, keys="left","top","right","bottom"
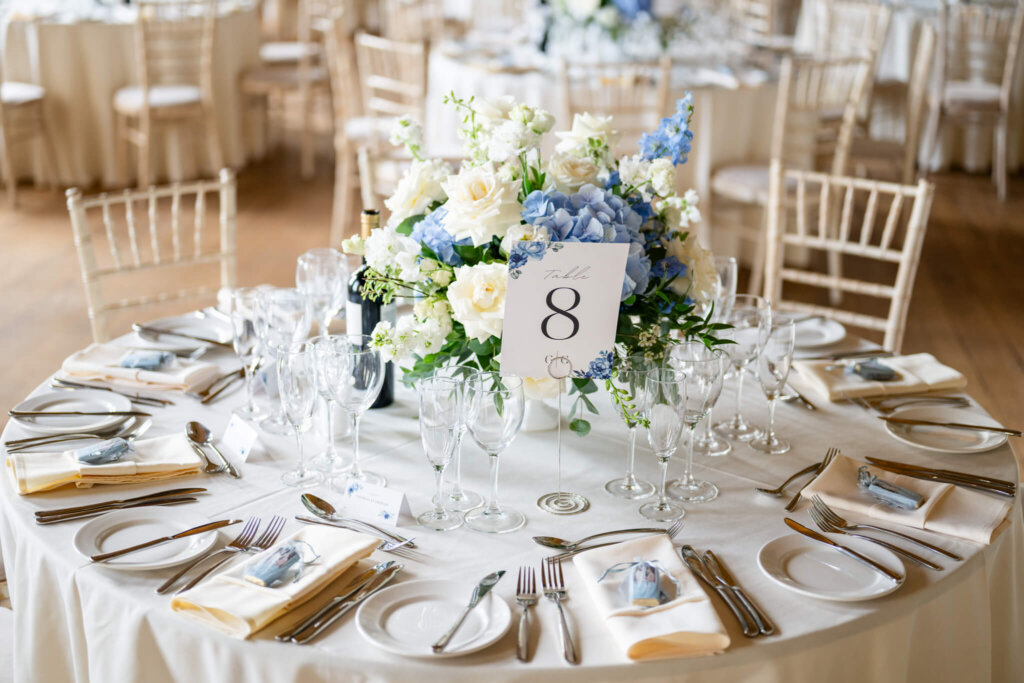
{"left": 538, "top": 0, "right": 690, "bottom": 62}
{"left": 342, "top": 93, "right": 725, "bottom": 435}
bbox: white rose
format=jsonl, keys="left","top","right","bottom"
{"left": 565, "top": 0, "right": 600, "bottom": 21}
{"left": 522, "top": 376, "right": 564, "bottom": 400}
{"left": 384, "top": 159, "right": 451, "bottom": 227}
{"left": 447, "top": 262, "right": 508, "bottom": 342}
{"left": 546, "top": 151, "right": 600, "bottom": 193}
{"left": 668, "top": 235, "right": 716, "bottom": 304}
{"left": 440, "top": 163, "right": 523, "bottom": 247}
{"left": 554, "top": 113, "right": 620, "bottom": 164}
{"left": 650, "top": 158, "right": 676, "bottom": 197}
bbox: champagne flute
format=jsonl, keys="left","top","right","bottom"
{"left": 693, "top": 256, "right": 737, "bottom": 457}
{"left": 296, "top": 248, "right": 348, "bottom": 337}
{"left": 640, "top": 368, "right": 687, "bottom": 522}
{"left": 714, "top": 294, "right": 771, "bottom": 441}
{"left": 229, "top": 287, "right": 265, "bottom": 421}
{"left": 257, "top": 287, "right": 314, "bottom": 435}
{"left": 431, "top": 364, "right": 483, "bottom": 512}
{"left": 277, "top": 342, "right": 324, "bottom": 488}
{"left": 326, "top": 334, "right": 386, "bottom": 488}
{"left": 464, "top": 373, "right": 525, "bottom": 534}
{"left": 666, "top": 342, "right": 725, "bottom": 504}
{"left": 310, "top": 336, "right": 347, "bottom": 474}
{"left": 417, "top": 376, "right": 463, "bottom": 531}
{"left": 749, "top": 318, "right": 796, "bottom": 455}
{"left": 604, "top": 354, "right": 656, "bottom": 499}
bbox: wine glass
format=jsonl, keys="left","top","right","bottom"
{"left": 749, "top": 318, "right": 796, "bottom": 455}
{"left": 310, "top": 336, "right": 347, "bottom": 474}
{"left": 417, "top": 376, "right": 464, "bottom": 531}
{"left": 325, "top": 335, "right": 386, "bottom": 488}
{"left": 665, "top": 342, "right": 725, "bottom": 504}
{"left": 257, "top": 287, "right": 314, "bottom": 435}
{"left": 714, "top": 295, "right": 771, "bottom": 441}
{"left": 229, "top": 287, "right": 265, "bottom": 421}
{"left": 640, "top": 368, "right": 687, "bottom": 522}
{"left": 604, "top": 354, "right": 656, "bottom": 499}
{"left": 464, "top": 373, "right": 525, "bottom": 534}
{"left": 296, "top": 248, "right": 348, "bottom": 337}
{"left": 693, "top": 256, "right": 737, "bottom": 458}
{"left": 277, "top": 342, "right": 324, "bottom": 488}
{"left": 431, "top": 364, "right": 483, "bottom": 512}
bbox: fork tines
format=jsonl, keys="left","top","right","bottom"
{"left": 251, "top": 515, "right": 287, "bottom": 549}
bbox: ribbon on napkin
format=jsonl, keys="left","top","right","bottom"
{"left": 791, "top": 353, "right": 967, "bottom": 402}
{"left": 802, "top": 454, "right": 1011, "bottom": 544}
{"left": 574, "top": 535, "right": 730, "bottom": 661}
{"left": 171, "top": 526, "right": 378, "bottom": 639}
{"left": 61, "top": 343, "right": 220, "bottom": 392}
{"left": 6, "top": 434, "right": 203, "bottom": 495}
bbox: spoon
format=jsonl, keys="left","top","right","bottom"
{"left": 186, "top": 421, "right": 240, "bottom": 478}
{"left": 300, "top": 494, "right": 415, "bottom": 547}
{"left": 532, "top": 527, "right": 670, "bottom": 551}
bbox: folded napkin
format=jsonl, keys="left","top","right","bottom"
{"left": 6, "top": 434, "right": 203, "bottom": 495}
{"left": 792, "top": 353, "right": 967, "bottom": 402}
{"left": 802, "top": 454, "right": 1011, "bottom": 544}
{"left": 61, "top": 343, "right": 220, "bottom": 392}
{"left": 171, "top": 526, "right": 378, "bottom": 639}
{"left": 574, "top": 535, "right": 730, "bottom": 661}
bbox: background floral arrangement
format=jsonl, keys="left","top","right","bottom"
{"left": 342, "top": 93, "right": 724, "bottom": 435}
{"left": 538, "top": 0, "right": 690, "bottom": 61}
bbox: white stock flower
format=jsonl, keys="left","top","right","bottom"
{"left": 522, "top": 376, "right": 564, "bottom": 400}
{"left": 363, "top": 226, "right": 423, "bottom": 281}
{"left": 617, "top": 155, "right": 651, "bottom": 189}
{"left": 650, "top": 158, "right": 676, "bottom": 197}
{"left": 668, "top": 234, "right": 716, "bottom": 305}
{"left": 388, "top": 116, "right": 424, "bottom": 159}
{"left": 565, "top": 0, "right": 600, "bottom": 21}
{"left": 546, "top": 151, "right": 600, "bottom": 193}
{"left": 661, "top": 191, "right": 701, "bottom": 231}
{"left": 447, "top": 262, "right": 508, "bottom": 342}
{"left": 555, "top": 113, "right": 620, "bottom": 166}
{"left": 384, "top": 159, "right": 451, "bottom": 227}
{"left": 440, "top": 163, "right": 523, "bottom": 246}
{"left": 487, "top": 119, "right": 541, "bottom": 163}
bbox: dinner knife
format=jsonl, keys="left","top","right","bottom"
{"left": 35, "top": 497, "right": 199, "bottom": 524}
{"left": 132, "top": 323, "right": 233, "bottom": 349}
{"left": 90, "top": 519, "right": 241, "bottom": 562}
{"left": 865, "top": 457, "right": 1016, "bottom": 490}
{"left": 784, "top": 518, "right": 903, "bottom": 583}
{"left": 679, "top": 546, "right": 759, "bottom": 638}
{"left": 35, "top": 488, "right": 208, "bottom": 518}
{"left": 51, "top": 379, "right": 174, "bottom": 406}
{"left": 9, "top": 410, "right": 151, "bottom": 418}
{"left": 432, "top": 570, "right": 506, "bottom": 653}
{"left": 277, "top": 561, "right": 396, "bottom": 642}
{"left": 292, "top": 562, "right": 404, "bottom": 644}
{"left": 702, "top": 550, "right": 775, "bottom": 636}
{"left": 878, "top": 416, "right": 1021, "bottom": 438}
{"left": 865, "top": 463, "right": 1016, "bottom": 498}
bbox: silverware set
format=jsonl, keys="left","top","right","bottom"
{"left": 540, "top": 521, "right": 684, "bottom": 562}
{"left": 866, "top": 457, "right": 1016, "bottom": 497}
{"left": 294, "top": 516, "right": 423, "bottom": 561}
{"left": 34, "top": 487, "right": 207, "bottom": 524}
{"left": 680, "top": 545, "right": 774, "bottom": 637}
{"left": 783, "top": 447, "right": 839, "bottom": 512}
{"left": 4, "top": 417, "right": 153, "bottom": 453}
{"left": 300, "top": 493, "right": 417, "bottom": 548}
{"left": 784, "top": 517, "right": 904, "bottom": 583}
{"left": 132, "top": 323, "right": 234, "bottom": 349}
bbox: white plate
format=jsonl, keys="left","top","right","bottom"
{"left": 758, "top": 533, "right": 905, "bottom": 602}
{"left": 73, "top": 508, "right": 220, "bottom": 571}
{"left": 884, "top": 405, "right": 1008, "bottom": 454}
{"left": 356, "top": 579, "right": 512, "bottom": 658}
{"left": 130, "top": 313, "right": 232, "bottom": 352}
{"left": 12, "top": 390, "right": 132, "bottom": 435}
{"left": 793, "top": 318, "right": 846, "bottom": 349}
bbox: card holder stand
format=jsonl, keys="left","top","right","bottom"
{"left": 536, "top": 354, "right": 590, "bottom": 515}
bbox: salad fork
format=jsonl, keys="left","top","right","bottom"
{"left": 176, "top": 516, "right": 286, "bottom": 593}
{"left": 156, "top": 517, "right": 260, "bottom": 594}
{"left": 808, "top": 506, "right": 942, "bottom": 570}
{"left": 515, "top": 566, "right": 538, "bottom": 662}
{"left": 541, "top": 559, "right": 579, "bottom": 665}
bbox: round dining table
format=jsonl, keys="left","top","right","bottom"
{"left": 0, "top": 320, "right": 1021, "bottom": 682}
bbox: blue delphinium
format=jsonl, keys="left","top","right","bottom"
{"left": 409, "top": 208, "right": 470, "bottom": 266}
{"left": 651, "top": 255, "right": 686, "bottom": 280}
{"left": 639, "top": 94, "right": 695, "bottom": 166}
{"left": 613, "top": 0, "right": 652, "bottom": 21}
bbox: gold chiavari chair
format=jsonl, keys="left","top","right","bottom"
{"left": 0, "top": 58, "right": 58, "bottom": 208}
{"left": 380, "top": 0, "right": 446, "bottom": 43}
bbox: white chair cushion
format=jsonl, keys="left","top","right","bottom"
{"left": 242, "top": 66, "right": 327, "bottom": 89}
{"left": 113, "top": 85, "right": 202, "bottom": 112}
{"left": 343, "top": 116, "right": 396, "bottom": 141}
{"left": 712, "top": 164, "right": 771, "bottom": 204}
{"left": 943, "top": 80, "right": 1001, "bottom": 109}
{"left": 0, "top": 81, "right": 44, "bottom": 106}
{"left": 259, "top": 41, "right": 321, "bottom": 64}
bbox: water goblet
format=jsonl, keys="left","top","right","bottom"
{"left": 666, "top": 342, "right": 725, "bottom": 503}
{"left": 229, "top": 287, "right": 265, "bottom": 422}
{"left": 324, "top": 335, "right": 386, "bottom": 488}
{"left": 257, "top": 287, "right": 314, "bottom": 435}
{"left": 714, "top": 294, "right": 771, "bottom": 441}
{"left": 277, "top": 342, "right": 324, "bottom": 488}
{"left": 604, "top": 354, "right": 656, "bottom": 499}
{"left": 296, "top": 248, "right": 348, "bottom": 337}
{"left": 464, "top": 373, "right": 526, "bottom": 534}
{"left": 693, "top": 256, "right": 737, "bottom": 458}
{"left": 417, "top": 376, "right": 464, "bottom": 531}
{"left": 431, "top": 364, "right": 483, "bottom": 512}
{"left": 640, "top": 368, "right": 688, "bottom": 522}
{"left": 749, "top": 318, "right": 796, "bottom": 455}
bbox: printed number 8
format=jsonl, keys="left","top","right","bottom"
{"left": 541, "top": 287, "right": 581, "bottom": 341}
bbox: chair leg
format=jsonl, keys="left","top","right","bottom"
{"left": 40, "top": 115, "right": 60, "bottom": 190}
{"left": 1, "top": 126, "right": 17, "bottom": 209}
{"left": 920, "top": 106, "right": 942, "bottom": 180}
{"left": 138, "top": 118, "right": 151, "bottom": 190}
{"left": 994, "top": 116, "right": 1007, "bottom": 202}
{"left": 330, "top": 142, "right": 354, "bottom": 248}
{"left": 748, "top": 206, "right": 766, "bottom": 298}
{"left": 205, "top": 109, "right": 224, "bottom": 173}
{"left": 300, "top": 88, "right": 314, "bottom": 180}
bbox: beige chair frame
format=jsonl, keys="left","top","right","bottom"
{"left": 0, "top": 59, "right": 59, "bottom": 208}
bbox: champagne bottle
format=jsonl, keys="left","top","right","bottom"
{"left": 347, "top": 209, "right": 395, "bottom": 408}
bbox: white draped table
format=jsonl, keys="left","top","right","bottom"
{"left": 1, "top": 332, "right": 1022, "bottom": 682}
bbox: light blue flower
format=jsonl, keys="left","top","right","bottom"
{"left": 651, "top": 255, "right": 686, "bottom": 280}
{"left": 639, "top": 94, "right": 695, "bottom": 166}
{"left": 521, "top": 189, "right": 570, "bottom": 225}
{"left": 613, "top": 0, "right": 652, "bottom": 21}
{"left": 409, "top": 207, "right": 471, "bottom": 266}
{"left": 574, "top": 349, "right": 614, "bottom": 379}
{"left": 508, "top": 250, "right": 529, "bottom": 270}
{"left": 520, "top": 241, "right": 548, "bottom": 258}
{"left": 622, "top": 242, "right": 652, "bottom": 300}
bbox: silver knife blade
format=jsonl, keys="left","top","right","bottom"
{"left": 864, "top": 457, "right": 1016, "bottom": 489}
{"left": 292, "top": 563, "right": 404, "bottom": 644}
{"left": 35, "top": 497, "right": 198, "bottom": 524}
{"left": 784, "top": 518, "right": 903, "bottom": 583}
{"left": 679, "top": 546, "right": 758, "bottom": 638}
{"left": 866, "top": 464, "right": 1016, "bottom": 498}
{"left": 35, "top": 487, "right": 208, "bottom": 518}
{"left": 277, "top": 561, "right": 396, "bottom": 642}
{"left": 132, "top": 323, "right": 233, "bottom": 348}
{"left": 879, "top": 416, "right": 1021, "bottom": 438}
{"left": 90, "top": 518, "right": 240, "bottom": 562}
{"left": 702, "top": 550, "right": 775, "bottom": 636}
{"left": 432, "top": 570, "right": 505, "bottom": 653}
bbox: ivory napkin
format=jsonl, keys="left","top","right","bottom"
{"left": 791, "top": 353, "right": 967, "bottom": 402}
{"left": 171, "top": 526, "right": 378, "bottom": 639}
{"left": 6, "top": 434, "right": 203, "bottom": 495}
{"left": 61, "top": 343, "right": 220, "bottom": 392}
{"left": 574, "top": 535, "right": 730, "bottom": 661}
{"left": 802, "top": 454, "right": 1011, "bottom": 544}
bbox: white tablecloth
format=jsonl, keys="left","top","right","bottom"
{"left": 1, "top": 5, "right": 262, "bottom": 187}
{"left": 1, "top": 334, "right": 1021, "bottom": 681}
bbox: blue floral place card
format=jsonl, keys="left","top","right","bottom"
{"left": 502, "top": 241, "right": 628, "bottom": 380}
{"left": 343, "top": 480, "right": 412, "bottom": 528}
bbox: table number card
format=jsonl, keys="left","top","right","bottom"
{"left": 502, "top": 241, "right": 628, "bottom": 379}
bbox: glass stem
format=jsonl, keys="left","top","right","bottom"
{"left": 243, "top": 361, "right": 257, "bottom": 414}
{"left": 350, "top": 414, "right": 363, "bottom": 478}
{"left": 319, "top": 315, "right": 330, "bottom": 338}
{"left": 624, "top": 426, "right": 638, "bottom": 486}
{"left": 294, "top": 427, "right": 305, "bottom": 477}
{"left": 485, "top": 453, "right": 502, "bottom": 515}
{"left": 765, "top": 396, "right": 777, "bottom": 446}
{"left": 657, "top": 457, "right": 670, "bottom": 508}
{"left": 733, "top": 366, "right": 745, "bottom": 422}
{"left": 433, "top": 465, "right": 446, "bottom": 517}
{"left": 324, "top": 398, "right": 336, "bottom": 462}
{"left": 450, "top": 430, "right": 466, "bottom": 498}
{"left": 683, "top": 424, "right": 697, "bottom": 486}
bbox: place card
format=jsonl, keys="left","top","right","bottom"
{"left": 340, "top": 480, "right": 412, "bottom": 528}
{"left": 220, "top": 414, "right": 260, "bottom": 463}
{"left": 502, "top": 241, "right": 628, "bottom": 379}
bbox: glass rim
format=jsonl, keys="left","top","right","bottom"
{"left": 468, "top": 372, "right": 524, "bottom": 392}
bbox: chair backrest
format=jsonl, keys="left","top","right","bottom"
{"left": 771, "top": 55, "right": 872, "bottom": 176}
{"left": 135, "top": 0, "right": 216, "bottom": 96}
{"left": 558, "top": 57, "right": 671, "bottom": 156}
{"left": 763, "top": 160, "right": 934, "bottom": 352}
{"left": 66, "top": 169, "right": 238, "bottom": 343}
{"left": 730, "top": 0, "right": 781, "bottom": 42}
{"left": 901, "top": 22, "right": 936, "bottom": 183}
{"left": 353, "top": 32, "right": 427, "bottom": 121}
{"left": 939, "top": 1, "right": 1024, "bottom": 107}
{"left": 380, "top": 0, "right": 445, "bottom": 43}
{"left": 812, "top": 0, "right": 891, "bottom": 60}
{"left": 324, "top": 7, "right": 362, "bottom": 126}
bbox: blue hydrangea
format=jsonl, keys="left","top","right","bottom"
{"left": 651, "top": 255, "right": 687, "bottom": 280}
{"left": 622, "top": 242, "right": 652, "bottom": 300}
{"left": 613, "top": 0, "right": 652, "bottom": 21}
{"left": 508, "top": 250, "right": 529, "bottom": 270}
{"left": 574, "top": 349, "right": 614, "bottom": 379}
{"left": 521, "top": 189, "right": 570, "bottom": 225}
{"left": 409, "top": 208, "right": 471, "bottom": 266}
{"left": 639, "top": 94, "right": 695, "bottom": 166}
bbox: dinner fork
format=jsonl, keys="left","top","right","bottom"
{"left": 784, "top": 447, "right": 838, "bottom": 512}
{"left": 541, "top": 559, "right": 579, "bottom": 665}
{"left": 515, "top": 566, "right": 538, "bottom": 662}
{"left": 156, "top": 517, "right": 261, "bottom": 594}
{"left": 808, "top": 506, "right": 943, "bottom": 570}
{"left": 755, "top": 462, "right": 821, "bottom": 497}
{"left": 177, "top": 516, "right": 287, "bottom": 593}
{"left": 810, "top": 496, "right": 963, "bottom": 561}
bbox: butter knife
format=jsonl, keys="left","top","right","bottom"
{"left": 35, "top": 487, "right": 207, "bottom": 518}
{"left": 702, "top": 550, "right": 775, "bottom": 636}
{"left": 292, "top": 562, "right": 404, "bottom": 644}
{"left": 432, "top": 570, "right": 505, "bottom": 653}
{"left": 277, "top": 561, "right": 395, "bottom": 641}
{"left": 784, "top": 518, "right": 903, "bottom": 583}
{"left": 679, "top": 546, "right": 758, "bottom": 638}
{"left": 879, "top": 416, "right": 1021, "bottom": 438}
{"left": 90, "top": 519, "right": 240, "bottom": 562}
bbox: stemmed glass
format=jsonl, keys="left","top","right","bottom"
{"left": 310, "top": 337, "right": 347, "bottom": 474}
{"left": 431, "top": 364, "right": 483, "bottom": 512}
{"left": 229, "top": 287, "right": 265, "bottom": 421}
{"left": 749, "top": 318, "right": 797, "bottom": 455}
{"left": 714, "top": 295, "right": 771, "bottom": 441}
{"left": 666, "top": 342, "right": 725, "bottom": 503}
{"left": 296, "top": 248, "right": 348, "bottom": 337}
{"left": 692, "top": 256, "right": 737, "bottom": 458}
{"left": 640, "top": 368, "right": 688, "bottom": 523}
{"left": 277, "top": 342, "right": 324, "bottom": 488}
{"left": 257, "top": 287, "right": 314, "bottom": 435}
{"left": 326, "top": 334, "right": 386, "bottom": 488}
{"left": 604, "top": 354, "right": 656, "bottom": 499}
{"left": 464, "top": 373, "right": 525, "bottom": 534}
{"left": 416, "top": 376, "right": 464, "bottom": 531}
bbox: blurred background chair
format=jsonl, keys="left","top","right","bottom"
{"left": 0, "top": 60, "right": 58, "bottom": 208}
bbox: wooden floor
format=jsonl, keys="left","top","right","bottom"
{"left": 0, "top": 149, "right": 1021, "bottom": 461}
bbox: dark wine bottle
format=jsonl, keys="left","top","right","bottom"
{"left": 347, "top": 209, "right": 395, "bottom": 408}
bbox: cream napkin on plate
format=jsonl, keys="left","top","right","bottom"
{"left": 574, "top": 535, "right": 730, "bottom": 661}
{"left": 802, "top": 454, "right": 1011, "bottom": 544}
{"left": 171, "top": 525, "right": 378, "bottom": 639}
{"left": 791, "top": 353, "right": 966, "bottom": 402}
{"left": 60, "top": 343, "right": 220, "bottom": 392}
{"left": 6, "top": 434, "right": 203, "bottom": 495}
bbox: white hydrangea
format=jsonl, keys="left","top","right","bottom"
{"left": 363, "top": 226, "right": 424, "bottom": 282}
{"left": 650, "top": 158, "right": 676, "bottom": 198}
{"left": 384, "top": 158, "right": 451, "bottom": 228}
{"left": 487, "top": 119, "right": 541, "bottom": 164}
